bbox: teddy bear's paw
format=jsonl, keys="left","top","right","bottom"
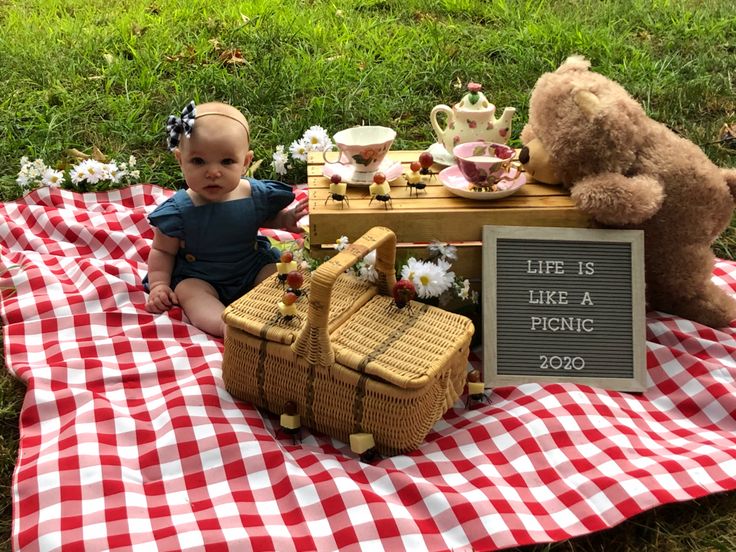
{"left": 651, "top": 285, "right": 736, "bottom": 329}
{"left": 570, "top": 174, "right": 664, "bottom": 225}
{"left": 723, "top": 168, "right": 736, "bottom": 201}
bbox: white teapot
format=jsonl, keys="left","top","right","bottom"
{"left": 430, "top": 82, "right": 516, "bottom": 154}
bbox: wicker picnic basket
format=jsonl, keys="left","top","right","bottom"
{"left": 221, "top": 226, "right": 475, "bottom": 456}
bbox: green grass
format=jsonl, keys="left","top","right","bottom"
{"left": 1, "top": 0, "right": 736, "bottom": 549}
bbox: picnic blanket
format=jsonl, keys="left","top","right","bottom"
{"left": 1, "top": 184, "right": 736, "bottom": 551}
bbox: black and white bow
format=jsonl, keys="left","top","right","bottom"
{"left": 166, "top": 101, "right": 196, "bottom": 151}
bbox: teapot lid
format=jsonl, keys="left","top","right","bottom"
{"left": 455, "top": 82, "right": 494, "bottom": 112}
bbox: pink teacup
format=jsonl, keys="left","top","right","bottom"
{"left": 323, "top": 126, "right": 396, "bottom": 173}
{"left": 453, "top": 141, "right": 516, "bottom": 186}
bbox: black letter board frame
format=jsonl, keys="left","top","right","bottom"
{"left": 483, "top": 225, "right": 646, "bottom": 392}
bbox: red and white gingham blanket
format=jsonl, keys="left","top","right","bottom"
{"left": 2, "top": 184, "right": 736, "bottom": 551}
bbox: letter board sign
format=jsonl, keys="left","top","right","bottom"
{"left": 482, "top": 225, "right": 646, "bottom": 392}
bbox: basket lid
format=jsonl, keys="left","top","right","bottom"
{"left": 223, "top": 270, "right": 377, "bottom": 345}
{"left": 331, "top": 295, "right": 474, "bottom": 389}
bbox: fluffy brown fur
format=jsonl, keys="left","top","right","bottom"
{"left": 520, "top": 55, "right": 736, "bottom": 328}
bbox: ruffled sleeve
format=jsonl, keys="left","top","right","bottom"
{"left": 147, "top": 190, "right": 186, "bottom": 238}
{"left": 251, "top": 179, "right": 296, "bottom": 220}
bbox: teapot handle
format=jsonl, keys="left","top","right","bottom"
{"left": 430, "top": 104, "right": 453, "bottom": 143}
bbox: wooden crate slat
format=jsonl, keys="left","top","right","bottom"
{"left": 310, "top": 208, "right": 590, "bottom": 244}
{"left": 307, "top": 149, "right": 589, "bottom": 279}
{"left": 310, "top": 243, "right": 485, "bottom": 282}
{"left": 309, "top": 195, "right": 580, "bottom": 212}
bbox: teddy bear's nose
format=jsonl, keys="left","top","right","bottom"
{"left": 518, "top": 146, "right": 530, "bottom": 164}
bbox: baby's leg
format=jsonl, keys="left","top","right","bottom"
{"left": 254, "top": 263, "right": 277, "bottom": 285}
{"left": 175, "top": 278, "right": 227, "bottom": 337}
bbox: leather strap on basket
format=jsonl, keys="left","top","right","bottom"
{"left": 291, "top": 226, "right": 397, "bottom": 367}
{"left": 351, "top": 303, "right": 430, "bottom": 433}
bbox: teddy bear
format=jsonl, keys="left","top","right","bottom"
{"left": 519, "top": 55, "right": 736, "bottom": 328}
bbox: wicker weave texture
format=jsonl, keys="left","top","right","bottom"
{"left": 221, "top": 226, "right": 475, "bottom": 454}
{"left": 331, "top": 296, "right": 475, "bottom": 390}
{"left": 222, "top": 324, "right": 472, "bottom": 455}
{"left": 222, "top": 269, "right": 377, "bottom": 344}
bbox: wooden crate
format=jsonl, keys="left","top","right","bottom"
{"left": 307, "top": 150, "right": 591, "bottom": 283}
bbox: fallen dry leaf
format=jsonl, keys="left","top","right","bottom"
{"left": 218, "top": 48, "right": 246, "bottom": 65}
{"left": 165, "top": 45, "right": 197, "bottom": 62}
{"left": 246, "top": 158, "right": 264, "bottom": 178}
{"left": 91, "top": 146, "right": 108, "bottom": 162}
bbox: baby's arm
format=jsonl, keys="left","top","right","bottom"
{"left": 145, "top": 229, "right": 181, "bottom": 313}
{"left": 264, "top": 197, "right": 308, "bottom": 233}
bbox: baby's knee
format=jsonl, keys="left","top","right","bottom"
{"left": 255, "top": 263, "right": 277, "bottom": 285}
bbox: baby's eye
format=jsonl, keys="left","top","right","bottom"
{"left": 190, "top": 157, "right": 205, "bottom": 165}
{"left": 222, "top": 159, "right": 235, "bottom": 166}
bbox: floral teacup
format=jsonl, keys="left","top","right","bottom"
{"left": 453, "top": 141, "right": 516, "bottom": 187}
{"left": 323, "top": 126, "right": 396, "bottom": 172}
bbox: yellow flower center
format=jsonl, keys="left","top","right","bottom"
{"left": 419, "top": 275, "right": 430, "bottom": 286}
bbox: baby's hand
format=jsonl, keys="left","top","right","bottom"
{"left": 283, "top": 197, "right": 309, "bottom": 234}
{"left": 146, "top": 283, "right": 178, "bottom": 313}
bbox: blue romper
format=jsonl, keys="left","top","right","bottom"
{"left": 145, "top": 179, "right": 295, "bottom": 305}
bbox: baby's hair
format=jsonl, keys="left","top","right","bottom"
{"left": 196, "top": 111, "right": 250, "bottom": 143}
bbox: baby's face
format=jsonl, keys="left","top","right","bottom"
{"left": 176, "top": 116, "right": 252, "bottom": 202}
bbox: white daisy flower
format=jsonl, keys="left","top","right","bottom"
{"left": 128, "top": 155, "right": 137, "bottom": 167}
{"left": 457, "top": 279, "right": 471, "bottom": 300}
{"left": 289, "top": 137, "right": 309, "bottom": 162}
{"left": 105, "top": 162, "right": 124, "bottom": 183}
{"left": 428, "top": 240, "right": 457, "bottom": 262}
{"left": 303, "top": 125, "right": 332, "bottom": 152}
{"left": 32, "top": 158, "right": 47, "bottom": 173}
{"left": 400, "top": 257, "right": 421, "bottom": 281}
{"left": 435, "top": 258, "right": 456, "bottom": 289}
{"left": 75, "top": 159, "right": 104, "bottom": 184}
{"left": 357, "top": 250, "right": 378, "bottom": 283}
{"left": 17, "top": 157, "right": 49, "bottom": 188}
{"left": 70, "top": 164, "right": 85, "bottom": 184}
{"left": 271, "top": 145, "right": 290, "bottom": 176}
{"left": 129, "top": 170, "right": 140, "bottom": 179}
{"left": 97, "top": 162, "right": 112, "bottom": 182}
{"left": 16, "top": 172, "right": 31, "bottom": 189}
{"left": 401, "top": 258, "right": 453, "bottom": 298}
{"left": 41, "top": 168, "right": 65, "bottom": 187}
{"left": 335, "top": 236, "right": 350, "bottom": 251}
{"left": 292, "top": 248, "right": 304, "bottom": 264}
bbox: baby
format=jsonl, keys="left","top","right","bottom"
{"left": 144, "top": 101, "right": 308, "bottom": 337}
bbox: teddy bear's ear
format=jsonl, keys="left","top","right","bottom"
{"left": 556, "top": 55, "right": 591, "bottom": 73}
{"left": 574, "top": 89, "right": 602, "bottom": 120}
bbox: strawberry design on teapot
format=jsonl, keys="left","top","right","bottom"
{"left": 430, "top": 82, "right": 516, "bottom": 156}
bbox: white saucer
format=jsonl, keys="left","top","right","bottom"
{"left": 439, "top": 165, "right": 526, "bottom": 200}
{"left": 426, "top": 142, "right": 455, "bottom": 167}
{"left": 322, "top": 157, "right": 403, "bottom": 186}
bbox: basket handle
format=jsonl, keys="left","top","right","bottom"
{"left": 292, "top": 226, "right": 397, "bottom": 367}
